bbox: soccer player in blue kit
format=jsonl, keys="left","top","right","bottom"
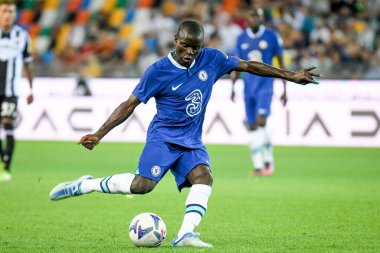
{"left": 50, "top": 20, "right": 320, "bottom": 247}
{"left": 231, "top": 8, "right": 287, "bottom": 177}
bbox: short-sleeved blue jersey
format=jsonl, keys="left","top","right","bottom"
{"left": 133, "top": 48, "right": 239, "bottom": 148}
{"left": 235, "top": 25, "right": 283, "bottom": 96}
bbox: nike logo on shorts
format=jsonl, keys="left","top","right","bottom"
{"left": 172, "top": 83, "right": 183, "bottom": 91}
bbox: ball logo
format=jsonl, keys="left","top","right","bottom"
{"left": 151, "top": 166, "right": 161, "bottom": 177}
{"left": 198, "top": 70, "right": 208, "bottom": 81}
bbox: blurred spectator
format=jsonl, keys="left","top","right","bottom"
{"left": 75, "top": 64, "right": 92, "bottom": 97}
{"left": 217, "top": 13, "right": 242, "bottom": 55}
{"left": 310, "top": 19, "right": 330, "bottom": 45}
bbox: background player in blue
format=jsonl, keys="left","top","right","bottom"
{"left": 49, "top": 20, "right": 320, "bottom": 247}
{"left": 231, "top": 8, "right": 287, "bottom": 177}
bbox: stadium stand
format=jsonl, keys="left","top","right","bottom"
{"left": 14, "top": 0, "right": 380, "bottom": 79}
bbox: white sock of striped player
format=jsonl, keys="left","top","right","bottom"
{"left": 176, "top": 184, "right": 211, "bottom": 239}
{"left": 249, "top": 127, "right": 265, "bottom": 170}
{"left": 263, "top": 125, "right": 274, "bottom": 164}
{"left": 80, "top": 173, "right": 135, "bottom": 194}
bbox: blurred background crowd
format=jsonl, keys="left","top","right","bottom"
{"left": 15, "top": 0, "right": 380, "bottom": 79}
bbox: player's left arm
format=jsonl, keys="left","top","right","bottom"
{"left": 24, "top": 62, "right": 34, "bottom": 104}
{"left": 78, "top": 94, "right": 142, "bottom": 150}
{"left": 235, "top": 59, "right": 321, "bottom": 85}
{"left": 23, "top": 33, "right": 34, "bottom": 105}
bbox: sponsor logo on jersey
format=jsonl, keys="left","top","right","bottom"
{"left": 185, "top": 89, "right": 203, "bottom": 117}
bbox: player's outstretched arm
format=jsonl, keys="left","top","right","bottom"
{"left": 235, "top": 59, "right": 321, "bottom": 85}
{"left": 77, "top": 94, "right": 141, "bottom": 150}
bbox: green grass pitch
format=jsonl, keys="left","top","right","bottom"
{"left": 0, "top": 141, "right": 379, "bottom": 252}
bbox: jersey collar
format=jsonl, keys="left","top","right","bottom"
{"left": 168, "top": 51, "right": 196, "bottom": 69}
{"left": 0, "top": 24, "right": 15, "bottom": 33}
{"left": 246, "top": 25, "right": 265, "bottom": 39}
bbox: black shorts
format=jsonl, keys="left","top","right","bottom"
{"left": 0, "top": 96, "right": 18, "bottom": 120}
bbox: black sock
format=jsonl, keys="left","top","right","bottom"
{"left": 3, "top": 124, "right": 15, "bottom": 172}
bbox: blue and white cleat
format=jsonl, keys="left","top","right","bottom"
{"left": 171, "top": 232, "right": 213, "bottom": 248}
{"left": 49, "top": 175, "right": 93, "bottom": 201}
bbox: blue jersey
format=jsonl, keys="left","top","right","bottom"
{"left": 133, "top": 48, "right": 239, "bottom": 148}
{"left": 235, "top": 25, "right": 283, "bottom": 96}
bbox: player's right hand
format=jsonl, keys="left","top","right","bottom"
{"left": 77, "top": 134, "right": 100, "bottom": 150}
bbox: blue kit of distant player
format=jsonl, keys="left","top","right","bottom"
{"left": 235, "top": 25, "right": 284, "bottom": 124}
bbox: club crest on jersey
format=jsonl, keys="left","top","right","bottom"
{"left": 198, "top": 70, "right": 208, "bottom": 81}
{"left": 151, "top": 166, "right": 161, "bottom": 177}
{"left": 259, "top": 40, "right": 268, "bottom": 49}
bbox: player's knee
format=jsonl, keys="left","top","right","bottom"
{"left": 2, "top": 118, "right": 13, "bottom": 126}
{"left": 256, "top": 116, "right": 267, "bottom": 127}
{"left": 201, "top": 171, "right": 213, "bottom": 185}
{"left": 188, "top": 167, "right": 213, "bottom": 186}
{"left": 4, "top": 122, "right": 14, "bottom": 135}
{"left": 247, "top": 124, "right": 258, "bottom": 131}
{"left": 130, "top": 175, "right": 157, "bottom": 194}
{"left": 257, "top": 122, "right": 266, "bottom": 127}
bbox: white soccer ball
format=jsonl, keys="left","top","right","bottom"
{"left": 129, "top": 212, "right": 167, "bottom": 247}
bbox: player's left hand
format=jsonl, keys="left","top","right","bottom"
{"left": 77, "top": 134, "right": 100, "bottom": 150}
{"left": 293, "top": 66, "right": 321, "bottom": 85}
{"left": 27, "top": 94, "right": 34, "bottom": 104}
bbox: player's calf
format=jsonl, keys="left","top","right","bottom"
{"left": 130, "top": 175, "right": 157, "bottom": 194}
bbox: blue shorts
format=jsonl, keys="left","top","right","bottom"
{"left": 244, "top": 92, "right": 273, "bottom": 125}
{"left": 136, "top": 142, "right": 211, "bottom": 191}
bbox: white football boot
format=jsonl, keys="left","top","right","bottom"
{"left": 49, "top": 175, "right": 93, "bottom": 200}
{"left": 171, "top": 231, "right": 213, "bottom": 248}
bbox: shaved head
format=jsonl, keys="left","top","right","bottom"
{"left": 176, "top": 20, "right": 204, "bottom": 41}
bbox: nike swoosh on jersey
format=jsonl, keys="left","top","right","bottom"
{"left": 172, "top": 83, "right": 183, "bottom": 91}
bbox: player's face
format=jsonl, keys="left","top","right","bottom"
{"left": 247, "top": 9, "right": 263, "bottom": 30}
{"left": 173, "top": 31, "right": 203, "bottom": 68}
{"left": 0, "top": 4, "right": 16, "bottom": 29}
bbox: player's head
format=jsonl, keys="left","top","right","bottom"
{"left": 247, "top": 8, "right": 264, "bottom": 31}
{"left": 0, "top": 0, "right": 17, "bottom": 29}
{"left": 173, "top": 20, "right": 204, "bottom": 68}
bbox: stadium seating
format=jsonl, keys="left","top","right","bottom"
{"left": 15, "top": 0, "right": 380, "bottom": 79}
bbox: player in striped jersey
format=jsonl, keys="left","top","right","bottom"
{"left": 0, "top": 0, "right": 34, "bottom": 182}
